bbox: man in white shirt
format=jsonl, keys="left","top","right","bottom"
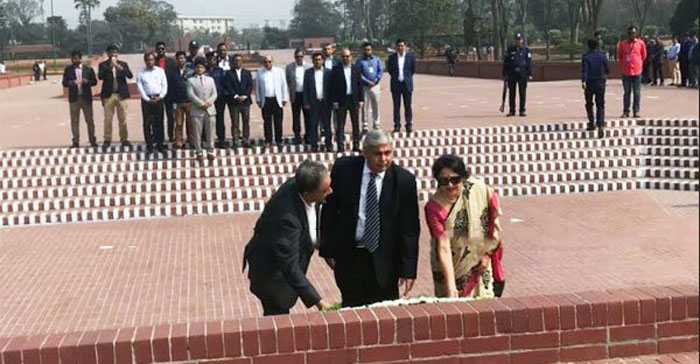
{"left": 286, "top": 49, "right": 311, "bottom": 145}
{"left": 137, "top": 52, "right": 168, "bottom": 155}
{"left": 256, "top": 55, "right": 289, "bottom": 147}
{"left": 0, "top": 61, "right": 6, "bottom": 74}
{"left": 303, "top": 52, "right": 333, "bottom": 152}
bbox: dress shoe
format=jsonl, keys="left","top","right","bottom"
{"left": 293, "top": 137, "right": 302, "bottom": 145}
{"left": 156, "top": 145, "right": 169, "bottom": 155}
{"left": 586, "top": 123, "right": 596, "bottom": 131}
{"left": 310, "top": 144, "right": 319, "bottom": 153}
{"left": 102, "top": 142, "right": 110, "bottom": 152}
{"left": 506, "top": 112, "right": 516, "bottom": 117}
{"left": 633, "top": 113, "right": 640, "bottom": 118}
{"left": 243, "top": 140, "right": 252, "bottom": 148}
{"left": 337, "top": 144, "right": 345, "bottom": 152}
{"left": 405, "top": 124, "right": 413, "bottom": 133}
{"left": 196, "top": 155, "right": 204, "bottom": 165}
{"left": 70, "top": 142, "right": 79, "bottom": 148}
{"left": 597, "top": 126, "right": 605, "bottom": 139}
{"left": 276, "top": 142, "right": 284, "bottom": 148}
{"left": 121, "top": 140, "right": 133, "bottom": 148}
{"left": 519, "top": 111, "right": 526, "bottom": 117}
{"left": 352, "top": 142, "right": 360, "bottom": 152}
{"left": 325, "top": 143, "right": 333, "bottom": 153}
{"left": 207, "top": 154, "right": 215, "bottom": 162}
{"left": 393, "top": 126, "right": 401, "bottom": 133}
{"left": 90, "top": 141, "right": 99, "bottom": 148}
{"left": 620, "top": 112, "right": 630, "bottom": 118}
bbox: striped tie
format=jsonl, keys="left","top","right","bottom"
{"left": 361, "top": 172, "right": 380, "bottom": 252}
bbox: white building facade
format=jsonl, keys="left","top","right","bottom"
{"left": 178, "top": 15, "right": 235, "bottom": 34}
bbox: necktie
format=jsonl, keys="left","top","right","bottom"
{"left": 361, "top": 172, "right": 380, "bottom": 252}
{"left": 200, "top": 76, "right": 204, "bottom": 88}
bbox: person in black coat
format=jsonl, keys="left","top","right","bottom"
{"left": 502, "top": 33, "right": 533, "bottom": 117}
{"left": 303, "top": 52, "right": 333, "bottom": 152}
{"left": 98, "top": 44, "right": 134, "bottom": 149}
{"left": 62, "top": 50, "right": 98, "bottom": 148}
{"left": 320, "top": 130, "right": 420, "bottom": 308}
{"left": 582, "top": 39, "right": 610, "bottom": 138}
{"left": 331, "top": 48, "right": 364, "bottom": 152}
{"left": 386, "top": 39, "right": 416, "bottom": 133}
{"left": 229, "top": 54, "right": 254, "bottom": 148}
{"left": 170, "top": 51, "right": 195, "bottom": 149}
{"left": 243, "top": 160, "right": 332, "bottom": 316}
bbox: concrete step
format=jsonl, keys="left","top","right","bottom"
{"left": 637, "top": 118, "right": 698, "bottom": 127}
{"left": 643, "top": 156, "right": 699, "bottom": 168}
{"left": 645, "top": 167, "right": 699, "bottom": 180}
{"left": 636, "top": 136, "right": 698, "bottom": 146}
{"left": 642, "top": 145, "right": 699, "bottom": 157}
{"left": 642, "top": 177, "right": 700, "bottom": 191}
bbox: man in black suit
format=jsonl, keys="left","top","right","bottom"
{"left": 62, "top": 50, "right": 98, "bottom": 148}
{"left": 154, "top": 41, "right": 178, "bottom": 143}
{"left": 244, "top": 160, "right": 332, "bottom": 315}
{"left": 99, "top": 44, "right": 134, "bottom": 150}
{"left": 303, "top": 52, "right": 333, "bottom": 153}
{"left": 229, "top": 54, "right": 253, "bottom": 148}
{"left": 386, "top": 39, "right": 416, "bottom": 133}
{"left": 320, "top": 130, "right": 420, "bottom": 307}
{"left": 170, "top": 51, "right": 195, "bottom": 149}
{"left": 331, "top": 48, "right": 364, "bottom": 152}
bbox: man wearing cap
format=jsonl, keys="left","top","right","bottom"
{"left": 186, "top": 41, "right": 200, "bottom": 69}
{"left": 502, "top": 33, "right": 533, "bottom": 117}
{"left": 99, "top": 44, "right": 134, "bottom": 150}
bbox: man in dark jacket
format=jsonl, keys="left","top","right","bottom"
{"left": 582, "top": 39, "right": 610, "bottom": 138}
{"left": 331, "top": 48, "right": 364, "bottom": 152}
{"left": 170, "top": 51, "right": 195, "bottom": 149}
{"left": 154, "top": 41, "right": 178, "bottom": 143}
{"left": 244, "top": 160, "right": 332, "bottom": 316}
{"left": 503, "top": 33, "right": 533, "bottom": 117}
{"left": 62, "top": 50, "right": 98, "bottom": 148}
{"left": 303, "top": 52, "right": 333, "bottom": 153}
{"left": 386, "top": 39, "right": 416, "bottom": 133}
{"left": 650, "top": 37, "right": 665, "bottom": 86}
{"left": 205, "top": 52, "right": 233, "bottom": 148}
{"left": 229, "top": 54, "right": 254, "bottom": 148}
{"left": 98, "top": 44, "right": 134, "bottom": 150}
{"left": 679, "top": 33, "right": 693, "bottom": 87}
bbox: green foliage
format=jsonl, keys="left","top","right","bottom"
{"left": 386, "top": 0, "right": 461, "bottom": 56}
{"left": 670, "top": 0, "right": 699, "bottom": 35}
{"left": 103, "top": 0, "right": 177, "bottom": 52}
{"left": 289, "top": 0, "right": 340, "bottom": 38}
{"left": 556, "top": 41, "right": 586, "bottom": 55}
{"left": 261, "top": 26, "right": 289, "bottom": 49}
{"left": 548, "top": 29, "right": 563, "bottom": 45}
{"left": 238, "top": 26, "right": 264, "bottom": 50}
{"left": 5, "top": 0, "right": 40, "bottom": 27}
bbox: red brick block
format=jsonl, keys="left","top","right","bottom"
{"left": 658, "top": 319, "right": 700, "bottom": 337}
{"left": 410, "top": 339, "right": 461, "bottom": 358}
{"left": 658, "top": 337, "right": 700, "bottom": 354}
{"left": 461, "top": 336, "right": 509, "bottom": 354}
{"left": 61, "top": 333, "right": 83, "bottom": 364}
{"left": 339, "top": 310, "right": 362, "bottom": 347}
{"left": 639, "top": 286, "right": 671, "bottom": 322}
{"left": 325, "top": 311, "right": 346, "bottom": 348}
{"left": 252, "top": 353, "right": 304, "bottom": 364}
{"left": 257, "top": 317, "right": 277, "bottom": 354}
{"left": 358, "top": 344, "right": 409, "bottom": 363}
{"left": 409, "top": 357, "right": 460, "bottom": 364}
{"left": 460, "top": 353, "right": 510, "bottom": 364}
{"left": 151, "top": 325, "right": 170, "bottom": 362}
{"left": 510, "top": 349, "right": 559, "bottom": 364}
{"left": 272, "top": 316, "right": 294, "bottom": 353}
{"left": 307, "top": 312, "right": 328, "bottom": 351}
{"left": 77, "top": 331, "right": 99, "bottom": 364}
{"left": 578, "top": 291, "right": 609, "bottom": 327}
{"left": 511, "top": 332, "right": 559, "bottom": 350}
{"left": 421, "top": 304, "right": 447, "bottom": 340}
{"left": 41, "top": 334, "right": 64, "bottom": 364}
{"left": 517, "top": 297, "right": 545, "bottom": 332}
{"left": 610, "top": 324, "right": 656, "bottom": 342}
{"left": 372, "top": 307, "right": 395, "bottom": 345}
{"left": 200, "top": 359, "right": 251, "bottom": 364}
{"left": 567, "top": 293, "right": 592, "bottom": 328}
{"left": 626, "top": 288, "right": 657, "bottom": 324}
{"left": 605, "top": 294, "right": 624, "bottom": 326}
{"left": 561, "top": 328, "right": 607, "bottom": 346}
{"left": 22, "top": 335, "right": 46, "bottom": 364}
{"left": 452, "top": 302, "right": 479, "bottom": 337}
{"left": 469, "top": 301, "right": 495, "bottom": 336}
{"left": 306, "top": 349, "right": 358, "bottom": 364}
{"left": 668, "top": 288, "right": 689, "bottom": 321}
{"left": 405, "top": 305, "right": 430, "bottom": 341}
{"left": 169, "top": 324, "right": 188, "bottom": 361}
{"left": 188, "top": 322, "right": 206, "bottom": 359}
{"left": 560, "top": 345, "right": 607, "bottom": 362}
{"left": 547, "top": 294, "right": 576, "bottom": 330}
{"left": 532, "top": 296, "right": 560, "bottom": 331}
{"left": 609, "top": 342, "right": 656, "bottom": 358}
{"left": 3, "top": 337, "right": 26, "bottom": 364}
{"left": 499, "top": 297, "right": 527, "bottom": 333}
{"left": 289, "top": 313, "right": 310, "bottom": 351}
{"left": 687, "top": 294, "right": 699, "bottom": 318}
{"left": 435, "top": 303, "right": 463, "bottom": 338}
{"left": 132, "top": 326, "right": 152, "bottom": 364}
{"left": 222, "top": 320, "right": 242, "bottom": 358}
{"left": 484, "top": 299, "right": 512, "bottom": 334}
{"left": 240, "top": 318, "right": 259, "bottom": 357}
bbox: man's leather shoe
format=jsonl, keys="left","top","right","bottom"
{"left": 621, "top": 112, "right": 630, "bottom": 118}
{"left": 325, "top": 144, "right": 333, "bottom": 153}
{"left": 207, "top": 154, "right": 215, "bottom": 162}
{"left": 519, "top": 112, "right": 526, "bottom": 117}
{"left": 102, "top": 142, "right": 110, "bottom": 152}
{"left": 70, "top": 142, "right": 79, "bottom": 148}
{"left": 633, "top": 113, "right": 640, "bottom": 118}
{"left": 506, "top": 112, "right": 516, "bottom": 117}
{"left": 393, "top": 126, "right": 400, "bottom": 133}
{"left": 406, "top": 124, "right": 413, "bottom": 133}
{"left": 90, "top": 141, "right": 98, "bottom": 148}
{"left": 121, "top": 140, "right": 132, "bottom": 148}
{"left": 586, "top": 123, "right": 596, "bottom": 131}
{"left": 352, "top": 142, "right": 360, "bottom": 152}
{"left": 310, "top": 144, "right": 319, "bottom": 153}
{"left": 156, "top": 145, "right": 168, "bottom": 155}
{"left": 196, "top": 155, "right": 204, "bottom": 165}
{"left": 337, "top": 144, "right": 345, "bottom": 152}
{"left": 598, "top": 126, "right": 605, "bottom": 139}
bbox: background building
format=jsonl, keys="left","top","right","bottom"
{"left": 177, "top": 15, "right": 235, "bottom": 34}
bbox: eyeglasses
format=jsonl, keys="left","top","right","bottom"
{"left": 263, "top": 60, "right": 272, "bottom": 63}
{"left": 436, "top": 176, "right": 463, "bottom": 187}
{"left": 342, "top": 55, "right": 351, "bottom": 58}
{"left": 295, "top": 55, "right": 303, "bottom": 58}
{"left": 156, "top": 47, "right": 165, "bottom": 50}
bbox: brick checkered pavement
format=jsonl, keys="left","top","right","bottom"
{"left": 572, "top": 351, "right": 699, "bottom": 363}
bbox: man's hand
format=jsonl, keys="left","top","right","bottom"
{"left": 581, "top": 82, "right": 586, "bottom": 90}
{"left": 333, "top": 102, "right": 339, "bottom": 110}
{"left": 324, "top": 258, "right": 335, "bottom": 270}
{"left": 528, "top": 76, "right": 533, "bottom": 80}
{"left": 358, "top": 102, "right": 364, "bottom": 109}
{"left": 446, "top": 287, "right": 459, "bottom": 298}
{"left": 368, "top": 81, "right": 375, "bottom": 87}
{"left": 304, "top": 104, "right": 310, "bottom": 110}
{"left": 282, "top": 101, "right": 287, "bottom": 107}
{"left": 316, "top": 299, "right": 331, "bottom": 311}
{"left": 256, "top": 101, "right": 262, "bottom": 109}
{"left": 399, "top": 278, "right": 415, "bottom": 297}
{"left": 472, "top": 255, "right": 491, "bottom": 275}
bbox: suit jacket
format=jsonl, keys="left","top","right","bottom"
{"left": 155, "top": 56, "right": 178, "bottom": 101}
{"left": 170, "top": 67, "right": 195, "bottom": 104}
{"left": 285, "top": 61, "right": 311, "bottom": 100}
{"left": 256, "top": 66, "right": 289, "bottom": 108}
{"left": 302, "top": 67, "right": 332, "bottom": 106}
{"left": 229, "top": 68, "right": 253, "bottom": 105}
{"left": 320, "top": 156, "right": 420, "bottom": 288}
{"left": 387, "top": 52, "right": 416, "bottom": 93}
{"left": 243, "top": 179, "right": 322, "bottom": 309}
{"left": 331, "top": 64, "right": 365, "bottom": 105}
{"left": 98, "top": 59, "right": 133, "bottom": 99}
{"left": 187, "top": 74, "right": 218, "bottom": 117}
{"left": 62, "top": 64, "right": 97, "bottom": 103}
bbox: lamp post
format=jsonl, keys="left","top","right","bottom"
{"left": 50, "top": 0, "right": 56, "bottom": 68}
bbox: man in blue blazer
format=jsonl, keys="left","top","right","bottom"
{"left": 62, "top": 50, "right": 98, "bottom": 148}
{"left": 386, "top": 39, "right": 416, "bottom": 133}
{"left": 229, "top": 54, "right": 254, "bottom": 148}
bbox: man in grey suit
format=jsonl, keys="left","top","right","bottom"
{"left": 286, "top": 49, "right": 311, "bottom": 145}
{"left": 187, "top": 58, "right": 218, "bottom": 164}
{"left": 256, "top": 55, "right": 289, "bottom": 147}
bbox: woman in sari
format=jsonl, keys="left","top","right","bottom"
{"left": 424, "top": 154, "right": 505, "bottom": 299}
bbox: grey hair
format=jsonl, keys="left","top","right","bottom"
{"left": 362, "top": 129, "right": 393, "bottom": 150}
{"left": 295, "top": 160, "right": 329, "bottom": 194}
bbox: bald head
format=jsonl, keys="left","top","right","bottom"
{"left": 341, "top": 48, "right": 352, "bottom": 65}
{"left": 263, "top": 55, "right": 273, "bottom": 70}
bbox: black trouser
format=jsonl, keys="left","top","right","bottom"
{"left": 291, "top": 92, "right": 308, "bottom": 141}
{"left": 391, "top": 81, "right": 412, "bottom": 128}
{"left": 215, "top": 95, "right": 235, "bottom": 142}
{"left": 585, "top": 79, "right": 606, "bottom": 127}
{"left": 262, "top": 97, "right": 283, "bottom": 144}
{"left": 335, "top": 248, "right": 399, "bottom": 308}
{"left": 507, "top": 75, "right": 528, "bottom": 113}
{"left": 680, "top": 60, "right": 689, "bottom": 86}
{"left": 232, "top": 101, "right": 251, "bottom": 143}
{"left": 308, "top": 99, "right": 331, "bottom": 147}
{"left": 652, "top": 62, "right": 664, "bottom": 85}
{"left": 336, "top": 96, "right": 361, "bottom": 148}
{"left": 165, "top": 99, "right": 175, "bottom": 141}
{"left": 642, "top": 60, "right": 651, "bottom": 84}
{"left": 141, "top": 99, "right": 165, "bottom": 149}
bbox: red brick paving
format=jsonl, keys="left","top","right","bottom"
{"left": 0, "top": 189, "right": 696, "bottom": 338}
{"left": 571, "top": 351, "right": 699, "bottom": 363}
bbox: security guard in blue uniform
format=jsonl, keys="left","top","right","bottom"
{"left": 502, "top": 33, "right": 533, "bottom": 116}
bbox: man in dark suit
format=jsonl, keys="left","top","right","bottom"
{"left": 229, "top": 54, "right": 254, "bottom": 148}
{"left": 170, "top": 51, "right": 195, "bottom": 149}
{"left": 154, "top": 41, "right": 178, "bottom": 143}
{"left": 244, "top": 160, "right": 332, "bottom": 315}
{"left": 62, "top": 50, "right": 98, "bottom": 148}
{"left": 99, "top": 44, "right": 133, "bottom": 150}
{"left": 332, "top": 48, "right": 364, "bottom": 152}
{"left": 320, "top": 130, "right": 420, "bottom": 307}
{"left": 303, "top": 52, "right": 333, "bottom": 152}
{"left": 503, "top": 33, "right": 533, "bottom": 117}
{"left": 386, "top": 39, "right": 416, "bottom": 133}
